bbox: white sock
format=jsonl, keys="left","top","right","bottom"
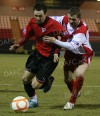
{"left": 30, "top": 95, "right": 38, "bottom": 103}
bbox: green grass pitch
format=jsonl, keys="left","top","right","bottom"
{"left": 0, "top": 54, "right": 100, "bottom": 116}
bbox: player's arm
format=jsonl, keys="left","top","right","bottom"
{"left": 48, "top": 19, "right": 68, "bottom": 62}
{"left": 52, "top": 33, "right": 67, "bottom": 62}
{"left": 43, "top": 36, "right": 74, "bottom": 50}
{"left": 53, "top": 35, "right": 67, "bottom": 51}
{"left": 43, "top": 33, "right": 86, "bottom": 51}
{"left": 51, "top": 33, "right": 86, "bottom": 51}
{"left": 9, "top": 22, "right": 35, "bottom": 51}
{"left": 52, "top": 40, "right": 61, "bottom": 62}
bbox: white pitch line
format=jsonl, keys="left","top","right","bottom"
{"left": 83, "top": 86, "right": 100, "bottom": 88}
{"left": 0, "top": 84, "right": 12, "bottom": 86}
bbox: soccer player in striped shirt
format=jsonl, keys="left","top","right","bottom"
{"left": 43, "top": 6, "right": 93, "bottom": 110}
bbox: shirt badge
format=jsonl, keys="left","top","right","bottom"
{"left": 41, "top": 28, "right": 46, "bottom": 32}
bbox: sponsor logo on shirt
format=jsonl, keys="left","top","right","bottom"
{"left": 42, "top": 27, "right": 46, "bottom": 32}
{"left": 23, "top": 28, "right": 26, "bottom": 34}
{"left": 72, "top": 40, "right": 79, "bottom": 46}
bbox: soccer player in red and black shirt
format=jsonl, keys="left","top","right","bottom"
{"left": 9, "top": 3, "right": 67, "bottom": 108}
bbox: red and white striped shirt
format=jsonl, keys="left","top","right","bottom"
{"left": 51, "top": 16, "right": 93, "bottom": 57}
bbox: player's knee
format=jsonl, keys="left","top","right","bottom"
{"left": 76, "top": 69, "right": 84, "bottom": 77}
{"left": 31, "top": 83, "right": 39, "bottom": 89}
{"left": 22, "top": 76, "right": 30, "bottom": 84}
{"left": 76, "top": 72, "right": 84, "bottom": 77}
{"left": 76, "top": 72, "right": 83, "bottom": 77}
{"left": 31, "top": 81, "right": 42, "bottom": 89}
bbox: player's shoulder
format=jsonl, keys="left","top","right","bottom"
{"left": 76, "top": 20, "right": 88, "bottom": 34}
{"left": 49, "top": 15, "right": 66, "bottom": 25}
{"left": 49, "top": 16, "right": 65, "bottom": 20}
{"left": 28, "top": 18, "right": 36, "bottom": 25}
{"left": 62, "top": 15, "right": 68, "bottom": 22}
{"left": 48, "top": 16, "right": 62, "bottom": 25}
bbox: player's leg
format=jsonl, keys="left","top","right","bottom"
{"left": 63, "top": 57, "right": 75, "bottom": 93}
{"left": 64, "top": 70, "right": 74, "bottom": 93}
{"left": 63, "top": 51, "right": 77, "bottom": 93}
{"left": 22, "top": 70, "right": 38, "bottom": 108}
{"left": 22, "top": 50, "right": 40, "bottom": 108}
{"left": 43, "top": 76, "right": 54, "bottom": 93}
{"left": 42, "top": 60, "right": 58, "bottom": 93}
{"left": 63, "top": 70, "right": 76, "bottom": 110}
{"left": 29, "top": 60, "right": 57, "bottom": 107}
{"left": 63, "top": 51, "right": 85, "bottom": 109}
{"left": 32, "top": 59, "right": 58, "bottom": 93}
{"left": 26, "top": 52, "right": 57, "bottom": 107}
{"left": 69, "top": 63, "right": 89, "bottom": 104}
{"left": 64, "top": 63, "right": 89, "bottom": 110}
{"left": 28, "top": 75, "right": 50, "bottom": 108}
{"left": 31, "top": 76, "right": 43, "bottom": 89}
{"left": 22, "top": 70, "right": 35, "bottom": 97}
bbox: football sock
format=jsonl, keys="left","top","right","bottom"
{"left": 23, "top": 83, "right": 35, "bottom": 97}
{"left": 65, "top": 79, "right": 74, "bottom": 93}
{"left": 30, "top": 95, "right": 38, "bottom": 102}
{"left": 69, "top": 76, "right": 84, "bottom": 103}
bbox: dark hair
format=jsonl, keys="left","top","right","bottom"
{"left": 68, "top": 6, "right": 81, "bottom": 18}
{"left": 33, "top": 3, "right": 47, "bottom": 14}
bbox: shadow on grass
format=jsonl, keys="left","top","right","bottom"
{"left": 76, "top": 104, "right": 100, "bottom": 109}
{"left": 49, "top": 105, "right": 64, "bottom": 109}
{"left": 50, "top": 104, "right": 100, "bottom": 110}
{"left": 2, "top": 111, "right": 36, "bottom": 114}
{"left": 0, "top": 89, "right": 24, "bottom": 92}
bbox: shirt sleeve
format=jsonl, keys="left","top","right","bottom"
{"left": 18, "top": 22, "right": 35, "bottom": 46}
{"left": 54, "top": 40, "right": 74, "bottom": 50}
{"left": 70, "top": 33, "right": 86, "bottom": 49}
{"left": 54, "top": 33, "right": 86, "bottom": 52}
{"left": 53, "top": 25, "right": 68, "bottom": 54}
{"left": 54, "top": 36, "right": 67, "bottom": 54}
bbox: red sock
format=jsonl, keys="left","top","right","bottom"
{"left": 69, "top": 76, "right": 84, "bottom": 103}
{"left": 65, "top": 79, "right": 74, "bottom": 93}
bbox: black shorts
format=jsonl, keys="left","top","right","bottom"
{"left": 26, "top": 50, "right": 58, "bottom": 83}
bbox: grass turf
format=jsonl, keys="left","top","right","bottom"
{"left": 0, "top": 54, "right": 100, "bottom": 116}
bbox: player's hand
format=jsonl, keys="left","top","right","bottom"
{"left": 9, "top": 44, "right": 20, "bottom": 51}
{"left": 43, "top": 36, "right": 56, "bottom": 43}
{"left": 53, "top": 54, "right": 59, "bottom": 63}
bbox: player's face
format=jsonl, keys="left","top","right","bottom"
{"left": 68, "top": 13, "right": 80, "bottom": 29}
{"left": 34, "top": 10, "right": 47, "bottom": 24}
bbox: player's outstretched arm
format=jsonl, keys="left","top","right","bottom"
{"left": 43, "top": 36, "right": 56, "bottom": 43}
{"left": 9, "top": 44, "right": 20, "bottom": 51}
{"left": 43, "top": 36, "right": 74, "bottom": 51}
